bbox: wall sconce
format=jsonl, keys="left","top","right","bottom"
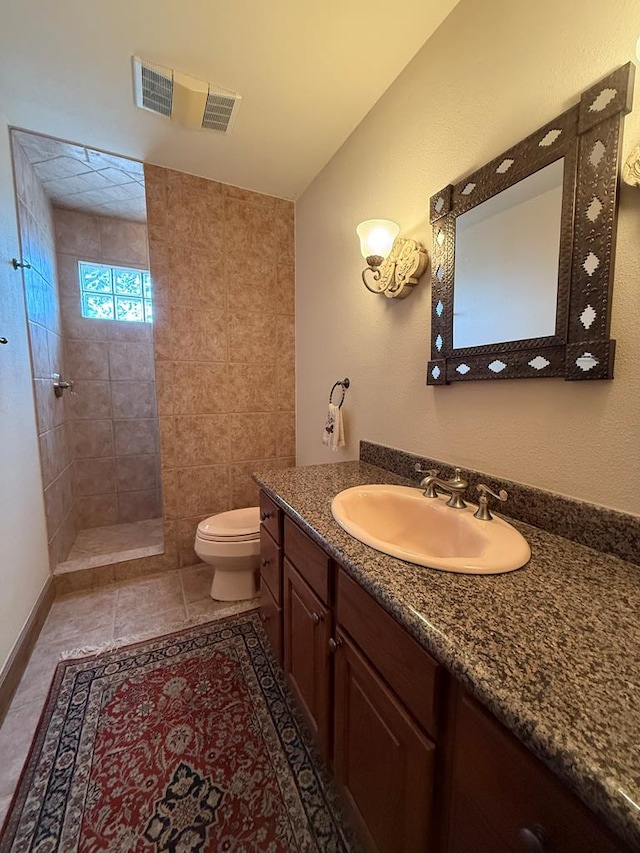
{"left": 356, "top": 219, "right": 428, "bottom": 299}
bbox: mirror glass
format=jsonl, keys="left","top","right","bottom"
{"left": 452, "top": 158, "right": 564, "bottom": 349}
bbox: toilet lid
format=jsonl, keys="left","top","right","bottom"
{"left": 197, "top": 507, "right": 260, "bottom": 541}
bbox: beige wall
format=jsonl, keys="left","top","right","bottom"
{"left": 296, "top": 0, "right": 640, "bottom": 515}
{"left": 0, "top": 116, "right": 50, "bottom": 673}
{"left": 54, "top": 209, "right": 161, "bottom": 530}
{"left": 12, "top": 138, "right": 76, "bottom": 566}
{"left": 145, "top": 167, "right": 296, "bottom": 567}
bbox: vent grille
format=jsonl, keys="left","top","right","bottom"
{"left": 140, "top": 62, "right": 173, "bottom": 117}
{"left": 133, "top": 56, "right": 240, "bottom": 133}
{"left": 202, "top": 91, "right": 240, "bottom": 132}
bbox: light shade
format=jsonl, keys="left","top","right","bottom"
{"left": 356, "top": 220, "right": 400, "bottom": 260}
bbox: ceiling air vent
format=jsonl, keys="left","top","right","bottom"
{"left": 132, "top": 56, "right": 241, "bottom": 133}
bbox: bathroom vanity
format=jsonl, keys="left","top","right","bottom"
{"left": 254, "top": 459, "right": 639, "bottom": 852}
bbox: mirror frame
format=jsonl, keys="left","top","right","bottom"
{"left": 427, "top": 63, "right": 634, "bottom": 385}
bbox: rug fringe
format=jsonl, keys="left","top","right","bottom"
{"left": 58, "top": 598, "right": 261, "bottom": 661}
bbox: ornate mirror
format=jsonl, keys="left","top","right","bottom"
{"left": 427, "top": 63, "right": 634, "bottom": 385}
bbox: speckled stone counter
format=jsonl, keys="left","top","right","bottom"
{"left": 253, "top": 460, "right": 640, "bottom": 851}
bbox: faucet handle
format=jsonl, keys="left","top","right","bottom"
{"left": 415, "top": 464, "right": 440, "bottom": 498}
{"left": 474, "top": 484, "right": 508, "bottom": 521}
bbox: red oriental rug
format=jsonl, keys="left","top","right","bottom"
{"left": 0, "top": 613, "right": 352, "bottom": 852}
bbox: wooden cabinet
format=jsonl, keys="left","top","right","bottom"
{"left": 283, "top": 558, "right": 332, "bottom": 753}
{"left": 446, "top": 689, "right": 628, "bottom": 853}
{"left": 333, "top": 628, "right": 436, "bottom": 853}
{"left": 259, "top": 491, "right": 631, "bottom": 853}
{"left": 259, "top": 493, "right": 283, "bottom": 664}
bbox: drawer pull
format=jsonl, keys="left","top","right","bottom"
{"left": 260, "top": 510, "right": 272, "bottom": 522}
{"left": 519, "top": 825, "right": 547, "bottom": 852}
{"left": 311, "top": 612, "right": 324, "bottom": 625}
{"left": 328, "top": 637, "right": 343, "bottom": 653}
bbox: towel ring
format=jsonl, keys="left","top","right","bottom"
{"left": 329, "top": 378, "right": 350, "bottom": 409}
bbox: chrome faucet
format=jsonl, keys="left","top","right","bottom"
{"left": 414, "top": 464, "right": 468, "bottom": 509}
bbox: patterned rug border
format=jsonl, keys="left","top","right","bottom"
{"left": 0, "top": 610, "right": 353, "bottom": 852}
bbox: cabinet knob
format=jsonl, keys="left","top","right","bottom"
{"left": 519, "top": 825, "right": 547, "bottom": 852}
{"left": 261, "top": 558, "right": 270, "bottom": 568}
{"left": 260, "top": 510, "right": 272, "bottom": 522}
{"left": 260, "top": 611, "right": 270, "bottom": 623}
{"left": 311, "top": 612, "right": 324, "bottom": 625}
{"left": 328, "top": 637, "right": 343, "bottom": 652}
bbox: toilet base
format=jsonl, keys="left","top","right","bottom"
{"left": 210, "top": 567, "right": 259, "bottom": 602}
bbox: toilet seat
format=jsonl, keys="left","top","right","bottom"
{"left": 197, "top": 507, "right": 260, "bottom": 542}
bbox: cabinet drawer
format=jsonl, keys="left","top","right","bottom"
{"left": 259, "top": 580, "right": 282, "bottom": 664}
{"left": 259, "top": 491, "right": 282, "bottom": 544}
{"left": 337, "top": 569, "right": 442, "bottom": 739}
{"left": 260, "top": 527, "right": 282, "bottom": 605}
{"left": 448, "top": 690, "right": 627, "bottom": 853}
{"left": 284, "top": 516, "right": 331, "bottom": 605}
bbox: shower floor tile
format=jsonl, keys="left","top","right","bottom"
{"left": 56, "top": 517, "right": 164, "bottom": 574}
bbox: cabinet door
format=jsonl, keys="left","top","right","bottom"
{"left": 333, "top": 629, "right": 436, "bottom": 853}
{"left": 447, "top": 690, "right": 628, "bottom": 853}
{"left": 283, "top": 559, "right": 332, "bottom": 755}
{"left": 259, "top": 579, "right": 282, "bottom": 664}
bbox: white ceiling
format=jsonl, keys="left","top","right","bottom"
{"left": 13, "top": 131, "right": 147, "bottom": 222}
{"left": 0, "top": 0, "right": 459, "bottom": 200}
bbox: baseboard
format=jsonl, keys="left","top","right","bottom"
{"left": 0, "top": 578, "right": 55, "bottom": 725}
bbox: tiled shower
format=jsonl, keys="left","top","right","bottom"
{"left": 11, "top": 130, "right": 296, "bottom": 584}
{"left": 11, "top": 132, "right": 163, "bottom": 573}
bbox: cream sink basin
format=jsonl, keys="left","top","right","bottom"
{"left": 331, "top": 484, "right": 530, "bottom": 574}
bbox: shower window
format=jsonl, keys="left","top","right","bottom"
{"left": 78, "top": 261, "right": 153, "bottom": 323}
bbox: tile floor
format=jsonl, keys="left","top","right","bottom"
{"left": 0, "top": 564, "right": 259, "bottom": 826}
{"left": 56, "top": 518, "right": 165, "bottom": 574}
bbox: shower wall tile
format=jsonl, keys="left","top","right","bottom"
{"left": 65, "top": 340, "right": 109, "bottom": 380}
{"left": 99, "top": 218, "right": 148, "bottom": 267}
{"left": 54, "top": 208, "right": 163, "bottom": 532}
{"left": 29, "top": 321, "right": 51, "bottom": 377}
{"left": 54, "top": 208, "right": 101, "bottom": 258}
{"left": 76, "top": 494, "right": 118, "bottom": 528}
{"left": 70, "top": 420, "right": 114, "bottom": 458}
{"left": 108, "top": 342, "right": 156, "bottom": 381}
{"left": 113, "top": 419, "right": 157, "bottom": 456}
{"left": 145, "top": 165, "right": 295, "bottom": 567}
{"left": 13, "top": 137, "right": 77, "bottom": 567}
{"left": 66, "top": 381, "right": 112, "bottom": 420}
{"left": 111, "top": 381, "right": 157, "bottom": 419}
{"left": 116, "top": 489, "right": 160, "bottom": 523}
{"left": 115, "top": 455, "right": 158, "bottom": 493}
{"left": 74, "top": 457, "right": 116, "bottom": 497}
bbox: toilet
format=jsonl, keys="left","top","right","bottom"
{"left": 194, "top": 507, "right": 261, "bottom": 601}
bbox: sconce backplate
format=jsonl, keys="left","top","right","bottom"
{"left": 378, "top": 238, "right": 429, "bottom": 299}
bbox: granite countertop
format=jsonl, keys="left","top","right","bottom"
{"left": 253, "top": 460, "right": 640, "bottom": 851}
